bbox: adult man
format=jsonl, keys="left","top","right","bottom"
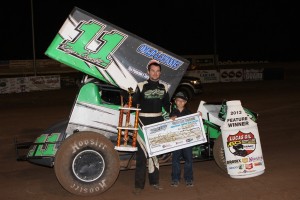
{"left": 132, "top": 60, "right": 171, "bottom": 194}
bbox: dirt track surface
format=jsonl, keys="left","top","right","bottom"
{"left": 1, "top": 80, "right": 300, "bottom": 200}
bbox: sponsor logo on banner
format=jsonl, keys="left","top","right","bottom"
{"left": 245, "top": 163, "right": 253, "bottom": 170}
{"left": 227, "top": 131, "right": 256, "bottom": 157}
{"left": 0, "top": 76, "right": 60, "bottom": 94}
{"left": 220, "top": 69, "right": 243, "bottom": 82}
{"left": 254, "top": 162, "right": 263, "bottom": 166}
{"left": 185, "top": 70, "right": 219, "bottom": 83}
{"left": 244, "top": 68, "right": 263, "bottom": 81}
{"left": 226, "top": 159, "right": 241, "bottom": 165}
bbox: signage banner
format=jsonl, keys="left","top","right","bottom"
{"left": 244, "top": 68, "right": 263, "bottom": 81}
{"left": 221, "top": 100, "right": 265, "bottom": 178}
{"left": 220, "top": 69, "right": 243, "bottom": 82}
{"left": 0, "top": 75, "right": 60, "bottom": 94}
{"left": 27, "top": 75, "right": 60, "bottom": 91}
{"left": 45, "top": 7, "right": 190, "bottom": 97}
{"left": 142, "top": 113, "right": 207, "bottom": 157}
{"left": 185, "top": 70, "right": 219, "bottom": 83}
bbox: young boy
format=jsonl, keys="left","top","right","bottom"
{"left": 169, "top": 92, "right": 194, "bottom": 187}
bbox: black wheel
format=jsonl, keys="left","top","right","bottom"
{"left": 213, "top": 136, "right": 227, "bottom": 172}
{"left": 174, "top": 86, "right": 193, "bottom": 100}
{"left": 54, "top": 131, "right": 120, "bottom": 196}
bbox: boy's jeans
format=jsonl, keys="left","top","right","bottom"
{"left": 171, "top": 146, "right": 193, "bottom": 182}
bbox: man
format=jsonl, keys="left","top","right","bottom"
{"left": 132, "top": 60, "right": 171, "bottom": 194}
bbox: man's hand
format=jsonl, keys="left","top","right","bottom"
{"left": 122, "top": 104, "right": 129, "bottom": 113}
{"left": 198, "top": 111, "right": 202, "bottom": 117}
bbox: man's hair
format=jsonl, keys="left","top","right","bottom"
{"left": 147, "top": 62, "right": 161, "bottom": 71}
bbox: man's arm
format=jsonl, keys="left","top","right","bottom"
{"left": 131, "top": 86, "right": 141, "bottom": 107}
{"left": 162, "top": 91, "right": 171, "bottom": 113}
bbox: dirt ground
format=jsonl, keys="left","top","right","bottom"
{"left": 1, "top": 80, "right": 300, "bottom": 200}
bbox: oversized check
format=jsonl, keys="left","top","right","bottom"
{"left": 142, "top": 113, "right": 207, "bottom": 157}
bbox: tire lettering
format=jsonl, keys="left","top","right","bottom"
{"left": 72, "top": 138, "right": 108, "bottom": 153}
{"left": 70, "top": 179, "right": 107, "bottom": 194}
{"left": 98, "top": 179, "right": 107, "bottom": 189}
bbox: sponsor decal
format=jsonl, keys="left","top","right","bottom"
{"left": 137, "top": 44, "right": 183, "bottom": 70}
{"left": 28, "top": 133, "right": 61, "bottom": 156}
{"left": 227, "top": 131, "right": 256, "bottom": 157}
{"left": 254, "top": 162, "right": 263, "bottom": 166}
{"left": 245, "top": 163, "right": 253, "bottom": 170}
{"left": 186, "top": 138, "right": 193, "bottom": 142}
{"left": 241, "top": 158, "right": 249, "bottom": 163}
{"left": 227, "top": 159, "right": 241, "bottom": 165}
{"left": 228, "top": 164, "right": 244, "bottom": 170}
{"left": 228, "top": 165, "right": 240, "bottom": 170}
{"left": 162, "top": 144, "right": 172, "bottom": 148}
{"left": 58, "top": 20, "right": 127, "bottom": 69}
{"left": 248, "top": 156, "right": 264, "bottom": 162}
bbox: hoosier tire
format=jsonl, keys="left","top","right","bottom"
{"left": 213, "top": 136, "right": 228, "bottom": 173}
{"left": 54, "top": 131, "right": 120, "bottom": 196}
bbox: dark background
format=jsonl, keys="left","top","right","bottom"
{"left": 5, "top": 0, "right": 300, "bottom": 62}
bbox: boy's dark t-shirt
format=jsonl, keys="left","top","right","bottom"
{"left": 170, "top": 107, "right": 192, "bottom": 118}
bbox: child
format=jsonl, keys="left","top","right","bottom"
{"left": 170, "top": 92, "right": 194, "bottom": 187}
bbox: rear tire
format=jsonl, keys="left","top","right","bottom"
{"left": 54, "top": 131, "right": 120, "bottom": 196}
{"left": 213, "top": 136, "right": 227, "bottom": 172}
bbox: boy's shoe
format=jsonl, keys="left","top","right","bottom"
{"left": 151, "top": 184, "right": 163, "bottom": 190}
{"left": 186, "top": 181, "right": 194, "bottom": 187}
{"left": 133, "top": 188, "right": 142, "bottom": 195}
{"left": 171, "top": 181, "right": 179, "bottom": 187}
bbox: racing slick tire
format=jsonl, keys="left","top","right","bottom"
{"left": 213, "top": 136, "right": 227, "bottom": 172}
{"left": 54, "top": 131, "right": 120, "bottom": 196}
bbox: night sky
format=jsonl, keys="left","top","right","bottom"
{"left": 5, "top": 0, "right": 300, "bottom": 62}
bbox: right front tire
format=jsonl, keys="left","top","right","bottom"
{"left": 54, "top": 131, "right": 120, "bottom": 196}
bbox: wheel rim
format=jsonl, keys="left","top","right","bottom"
{"left": 72, "top": 149, "right": 105, "bottom": 182}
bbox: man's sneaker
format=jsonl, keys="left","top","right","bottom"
{"left": 151, "top": 184, "right": 163, "bottom": 190}
{"left": 171, "top": 181, "right": 179, "bottom": 187}
{"left": 186, "top": 181, "right": 194, "bottom": 187}
{"left": 133, "top": 188, "right": 142, "bottom": 195}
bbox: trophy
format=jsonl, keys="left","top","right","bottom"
{"left": 115, "top": 87, "right": 140, "bottom": 151}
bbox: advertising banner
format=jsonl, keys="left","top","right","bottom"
{"left": 45, "top": 7, "right": 190, "bottom": 97}
{"left": 244, "top": 68, "right": 264, "bottom": 81}
{"left": 220, "top": 69, "right": 243, "bottom": 82}
{"left": 185, "top": 70, "right": 219, "bottom": 83}
{"left": 0, "top": 75, "right": 60, "bottom": 94}
{"left": 199, "top": 70, "right": 220, "bottom": 83}
{"left": 27, "top": 75, "right": 60, "bottom": 91}
{"left": 142, "top": 113, "right": 207, "bottom": 157}
{"left": 221, "top": 100, "right": 265, "bottom": 178}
